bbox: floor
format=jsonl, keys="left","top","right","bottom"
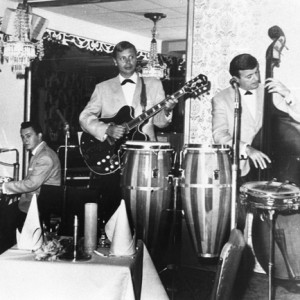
{"left": 150, "top": 213, "right": 300, "bottom": 300}
{"left": 158, "top": 260, "right": 300, "bottom": 300}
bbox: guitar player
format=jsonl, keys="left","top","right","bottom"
{"left": 79, "top": 40, "right": 177, "bottom": 223}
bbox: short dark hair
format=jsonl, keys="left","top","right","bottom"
{"left": 112, "top": 41, "right": 137, "bottom": 59}
{"left": 21, "top": 121, "right": 43, "bottom": 136}
{"left": 229, "top": 54, "right": 259, "bottom": 77}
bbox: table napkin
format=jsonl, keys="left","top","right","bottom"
{"left": 16, "top": 194, "right": 43, "bottom": 251}
{"left": 105, "top": 199, "right": 135, "bottom": 256}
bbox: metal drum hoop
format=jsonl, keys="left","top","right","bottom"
{"left": 121, "top": 141, "right": 172, "bottom": 151}
{"left": 240, "top": 181, "right": 300, "bottom": 211}
{"left": 182, "top": 143, "right": 231, "bottom": 152}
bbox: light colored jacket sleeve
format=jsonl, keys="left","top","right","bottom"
{"left": 151, "top": 78, "right": 171, "bottom": 128}
{"left": 212, "top": 92, "right": 248, "bottom": 150}
{"left": 79, "top": 85, "right": 109, "bottom": 141}
{"left": 4, "top": 155, "right": 55, "bottom": 195}
{"left": 273, "top": 91, "right": 300, "bottom": 122}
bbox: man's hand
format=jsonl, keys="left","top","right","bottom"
{"left": 105, "top": 123, "right": 126, "bottom": 140}
{"left": 245, "top": 145, "right": 271, "bottom": 169}
{"left": 265, "top": 78, "right": 290, "bottom": 98}
{"left": 164, "top": 95, "right": 178, "bottom": 114}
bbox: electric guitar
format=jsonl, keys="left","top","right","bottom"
{"left": 80, "top": 74, "right": 211, "bottom": 175}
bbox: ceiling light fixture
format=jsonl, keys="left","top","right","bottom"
{"left": 141, "top": 12, "right": 169, "bottom": 80}
{"left": 1, "top": 0, "right": 47, "bottom": 75}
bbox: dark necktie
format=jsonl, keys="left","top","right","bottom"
{"left": 244, "top": 90, "right": 252, "bottom": 95}
{"left": 121, "top": 79, "right": 135, "bottom": 86}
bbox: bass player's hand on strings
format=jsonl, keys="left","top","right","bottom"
{"left": 265, "top": 78, "right": 291, "bottom": 98}
{"left": 105, "top": 123, "right": 126, "bottom": 140}
{"left": 245, "top": 145, "right": 271, "bottom": 169}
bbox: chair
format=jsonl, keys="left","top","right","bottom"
{"left": 210, "top": 228, "right": 246, "bottom": 300}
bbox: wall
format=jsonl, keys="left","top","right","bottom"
{"left": 185, "top": 0, "right": 300, "bottom": 144}
{"left": 0, "top": 1, "right": 24, "bottom": 177}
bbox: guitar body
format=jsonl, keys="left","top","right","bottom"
{"left": 80, "top": 106, "right": 149, "bottom": 175}
{"left": 79, "top": 73, "right": 211, "bottom": 175}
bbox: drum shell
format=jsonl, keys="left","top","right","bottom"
{"left": 180, "top": 145, "right": 232, "bottom": 257}
{"left": 253, "top": 212, "right": 300, "bottom": 280}
{"left": 120, "top": 143, "right": 173, "bottom": 253}
{"left": 240, "top": 180, "right": 300, "bottom": 280}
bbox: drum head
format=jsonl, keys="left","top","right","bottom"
{"left": 123, "top": 141, "right": 171, "bottom": 150}
{"left": 240, "top": 181, "right": 300, "bottom": 211}
{"left": 240, "top": 181, "right": 300, "bottom": 199}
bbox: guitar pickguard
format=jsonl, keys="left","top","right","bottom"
{"left": 80, "top": 106, "right": 149, "bottom": 175}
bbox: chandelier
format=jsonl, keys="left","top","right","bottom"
{"left": 141, "top": 13, "right": 169, "bottom": 80}
{"left": 1, "top": 1, "right": 46, "bottom": 75}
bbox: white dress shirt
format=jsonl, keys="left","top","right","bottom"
{"left": 119, "top": 73, "right": 138, "bottom": 106}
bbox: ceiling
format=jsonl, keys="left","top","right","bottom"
{"left": 11, "top": 0, "right": 188, "bottom": 42}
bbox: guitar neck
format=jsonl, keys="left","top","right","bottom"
{"left": 126, "top": 88, "right": 186, "bottom": 131}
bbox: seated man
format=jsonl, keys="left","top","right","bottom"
{"left": 0, "top": 121, "right": 61, "bottom": 230}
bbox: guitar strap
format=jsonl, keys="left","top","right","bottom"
{"left": 140, "top": 77, "right": 147, "bottom": 112}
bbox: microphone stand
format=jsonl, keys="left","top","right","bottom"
{"left": 230, "top": 80, "right": 241, "bottom": 230}
{"left": 56, "top": 108, "right": 71, "bottom": 232}
{"left": 62, "top": 122, "right": 70, "bottom": 231}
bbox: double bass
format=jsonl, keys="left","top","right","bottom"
{"left": 251, "top": 25, "right": 287, "bottom": 181}
{"left": 252, "top": 26, "right": 300, "bottom": 285}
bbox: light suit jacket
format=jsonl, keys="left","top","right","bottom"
{"left": 79, "top": 74, "right": 171, "bottom": 141}
{"left": 212, "top": 84, "right": 264, "bottom": 176}
{"left": 4, "top": 142, "right": 61, "bottom": 213}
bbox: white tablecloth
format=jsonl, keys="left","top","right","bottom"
{"left": 0, "top": 241, "right": 169, "bottom": 300}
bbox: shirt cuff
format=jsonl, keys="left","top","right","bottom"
{"left": 2, "top": 183, "right": 7, "bottom": 194}
{"left": 241, "top": 143, "right": 250, "bottom": 159}
{"left": 103, "top": 123, "right": 112, "bottom": 141}
{"left": 284, "top": 92, "right": 294, "bottom": 105}
{"left": 164, "top": 110, "right": 173, "bottom": 121}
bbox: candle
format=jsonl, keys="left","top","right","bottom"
{"left": 84, "top": 203, "right": 98, "bottom": 254}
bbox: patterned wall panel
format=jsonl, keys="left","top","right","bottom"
{"left": 186, "top": 0, "right": 263, "bottom": 144}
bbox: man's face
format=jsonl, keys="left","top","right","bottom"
{"left": 113, "top": 48, "right": 137, "bottom": 78}
{"left": 20, "top": 127, "right": 42, "bottom": 151}
{"left": 235, "top": 66, "right": 260, "bottom": 90}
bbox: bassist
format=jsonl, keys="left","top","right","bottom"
{"left": 212, "top": 54, "right": 300, "bottom": 183}
{"left": 212, "top": 53, "right": 300, "bottom": 233}
{"left": 79, "top": 41, "right": 177, "bottom": 222}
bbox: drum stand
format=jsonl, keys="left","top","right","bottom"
{"left": 266, "top": 209, "right": 275, "bottom": 300}
{"left": 158, "top": 172, "right": 183, "bottom": 300}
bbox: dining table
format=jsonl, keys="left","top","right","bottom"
{"left": 0, "top": 238, "right": 169, "bottom": 300}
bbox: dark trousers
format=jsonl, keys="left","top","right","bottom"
{"left": 17, "top": 210, "right": 27, "bottom": 233}
{"left": 90, "top": 171, "right": 122, "bottom": 223}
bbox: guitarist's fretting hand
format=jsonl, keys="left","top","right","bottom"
{"left": 105, "top": 123, "right": 126, "bottom": 140}
{"left": 164, "top": 95, "right": 178, "bottom": 115}
{"left": 245, "top": 145, "right": 271, "bottom": 169}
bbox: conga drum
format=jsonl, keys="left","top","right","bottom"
{"left": 179, "top": 144, "right": 232, "bottom": 258}
{"left": 120, "top": 141, "right": 174, "bottom": 254}
{"left": 240, "top": 181, "right": 300, "bottom": 280}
